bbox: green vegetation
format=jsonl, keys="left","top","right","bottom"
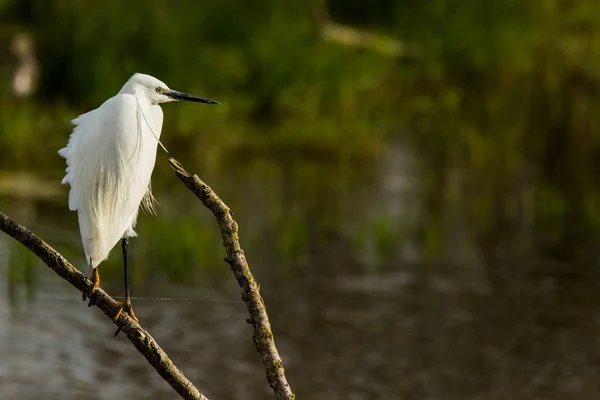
{"left": 0, "top": 1, "right": 398, "bottom": 173}
{"left": 1, "top": 0, "right": 600, "bottom": 284}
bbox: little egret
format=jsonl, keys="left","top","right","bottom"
{"left": 58, "top": 73, "right": 218, "bottom": 324}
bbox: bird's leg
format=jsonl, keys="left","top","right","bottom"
{"left": 114, "top": 238, "right": 138, "bottom": 335}
{"left": 82, "top": 261, "right": 100, "bottom": 305}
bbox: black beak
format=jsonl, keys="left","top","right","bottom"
{"left": 165, "top": 90, "right": 219, "bottom": 104}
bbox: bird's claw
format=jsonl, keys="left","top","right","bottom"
{"left": 113, "top": 299, "right": 139, "bottom": 337}
{"left": 82, "top": 268, "right": 100, "bottom": 305}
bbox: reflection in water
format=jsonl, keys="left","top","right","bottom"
{"left": 2, "top": 141, "right": 600, "bottom": 399}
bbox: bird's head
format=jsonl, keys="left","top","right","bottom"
{"left": 119, "top": 73, "right": 219, "bottom": 106}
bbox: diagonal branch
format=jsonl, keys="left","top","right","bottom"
{"left": 168, "top": 158, "right": 295, "bottom": 400}
{"left": 0, "top": 211, "right": 208, "bottom": 400}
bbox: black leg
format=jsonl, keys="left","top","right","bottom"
{"left": 114, "top": 237, "right": 138, "bottom": 336}
{"left": 122, "top": 237, "right": 131, "bottom": 306}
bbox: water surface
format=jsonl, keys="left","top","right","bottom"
{"left": 2, "top": 141, "right": 600, "bottom": 400}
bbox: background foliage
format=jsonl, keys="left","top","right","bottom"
{"left": 1, "top": 0, "right": 600, "bottom": 264}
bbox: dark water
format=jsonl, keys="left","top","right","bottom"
{"left": 2, "top": 141, "right": 600, "bottom": 400}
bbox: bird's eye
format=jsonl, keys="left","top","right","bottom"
{"left": 155, "top": 87, "right": 163, "bottom": 94}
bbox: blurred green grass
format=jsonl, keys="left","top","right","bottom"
{"left": 1, "top": 0, "right": 600, "bottom": 275}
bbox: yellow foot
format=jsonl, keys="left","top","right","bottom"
{"left": 82, "top": 268, "right": 100, "bottom": 305}
{"left": 113, "top": 300, "right": 139, "bottom": 323}
{"left": 113, "top": 299, "right": 138, "bottom": 337}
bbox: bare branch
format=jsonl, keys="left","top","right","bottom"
{"left": 0, "top": 211, "right": 209, "bottom": 400}
{"left": 1, "top": 157, "right": 295, "bottom": 400}
{"left": 168, "top": 158, "right": 295, "bottom": 400}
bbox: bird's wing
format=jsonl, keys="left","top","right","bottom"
{"left": 58, "top": 94, "right": 153, "bottom": 267}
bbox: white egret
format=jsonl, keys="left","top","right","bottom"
{"left": 58, "top": 73, "right": 218, "bottom": 324}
